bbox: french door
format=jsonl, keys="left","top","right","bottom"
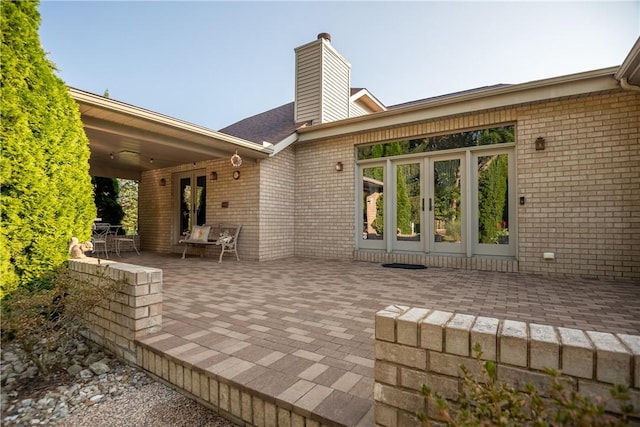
{"left": 358, "top": 149, "right": 514, "bottom": 257}
{"left": 174, "top": 170, "right": 207, "bottom": 242}
{"left": 389, "top": 155, "right": 465, "bottom": 254}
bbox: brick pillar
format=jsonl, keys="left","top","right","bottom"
{"left": 68, "top": 258, "right": 162, "bottom": 363}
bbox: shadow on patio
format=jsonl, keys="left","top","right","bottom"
{"left": 113, "top": 252, "right": 640, "bottom": 426}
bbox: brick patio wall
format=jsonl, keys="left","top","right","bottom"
{"left": 373, "top": 305, "right": 640, "bottom": 426}
{"left": 68, "top": 258, "right": 163, "bottom": 364}
{"left": 135, "top": 343, "right": 334, "bottom": 427}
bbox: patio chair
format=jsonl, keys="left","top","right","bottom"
{"left": 115, "top": 230, "right": 140, "bottom": 256}
{"left": 92, "top": 223, "right": 111, "bottom": 258}
{"left": 216, "top": 224, "right": 241, "bottom": 263}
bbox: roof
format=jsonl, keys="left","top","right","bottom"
{"left": 297, "top": 67, "right": 620, "bottom": 143}
{"left": 388, "top": 84, "right": 510, "bottom": 109}
{"left": 220, "top": 89, "right": 386, "bottom": 145}
{"left": 219, "top": 102, "right": 300, "bottom": 145}
{"left": 614, "top": 36, "right": 640, "bottom": 86}
{"left": 71, "top": 87, "right": 272, "bottom": 179}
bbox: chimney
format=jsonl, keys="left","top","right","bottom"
{"left": 294, "top": 33, "right": 351, "bottom": 125}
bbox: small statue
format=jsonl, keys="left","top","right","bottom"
{"left": 69, "top": 237, "right": 93, "bottom": 259}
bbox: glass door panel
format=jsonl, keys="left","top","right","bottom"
{"left": 431, "top": 157, "right": 464, "bottom": 253}
{"left": 175, "top": 170, "right": 207, "bottom": 241}
{"left": 474, "top": 150, "right": 514, "bottom": 256}
{"left": 394, "top": 162, "right": 423, "bottom": 251}
{"left": 477, "top": 153, "right": 509, "bottom": 244}
{"left": 195, "top": 175, "right": 207, "bottom": 226}
{"left": 360, "top": 165, "right": 385, "bottom": 248}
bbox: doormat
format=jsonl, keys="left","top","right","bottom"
{"left": 382, "top": 263, "right": 427, "bottom": 270}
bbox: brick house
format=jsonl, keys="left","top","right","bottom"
{"left": 75, "top": 34, "right": 640, "bottom": 280}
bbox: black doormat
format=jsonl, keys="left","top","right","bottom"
{"left": 382, "top": 263, "right": 427, "bottom": 270}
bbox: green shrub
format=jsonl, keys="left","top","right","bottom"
{"left": 0, "top": 0, "right": 96, "bottom": 298}
{"left": 0, "top": 265, "right": 123, "bottom": 378}
{"left": 417, "top": 344, "right": 635, "bottom": 426}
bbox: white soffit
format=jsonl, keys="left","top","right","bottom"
{"left": 70, "top": 87, "right": 272, "bottom": 178}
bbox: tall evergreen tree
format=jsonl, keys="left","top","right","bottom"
{"left": 93, "top": 177, "right": 125, "bottom": 227}
{"left": 0, "top": 0, "right": 95, "bottom": 297}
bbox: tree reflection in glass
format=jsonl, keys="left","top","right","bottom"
{"left": 434, "top": 159, "right": 461, "bottom": 243}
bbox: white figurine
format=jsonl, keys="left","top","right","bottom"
{"left": 69, "top": 237, "right": 93, "bottom": 259}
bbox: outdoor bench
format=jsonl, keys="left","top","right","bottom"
{"left": 179, "top": 223, "right": 241, "bottom": 263}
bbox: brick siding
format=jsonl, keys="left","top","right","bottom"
{"left": 138, "top": 89, "right": 639, "bottom": 279}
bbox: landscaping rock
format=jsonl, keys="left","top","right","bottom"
{"left": 88, "top": 362, "right": 109, "bottom": 376}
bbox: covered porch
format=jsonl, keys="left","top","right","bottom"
{"left": 107, "top": 252, "right": 640, "bottom": 426}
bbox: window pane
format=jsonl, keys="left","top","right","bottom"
{"left": 434, "top": 159, "right": 461, "bottom": 243}
{"left": 180, "top": 178, "right": 192, "bottom": 234}
{"left": 362, "top": 166, "right": 384, "bottom": 240}
{"left": 357, "top": 125, "right": 514, "bottom": 160}
{"left": 196, "top": 175, "right": 207, "bottom": 226}
{"left": 477, "top": 154, "right": 509, "bottom": 244}
{"left": 396, "top": 164, "right": 421, "bottom": 241}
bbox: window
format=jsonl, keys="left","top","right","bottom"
{"left": 357, "top": 126, "right": 514, "bottom": 160}
{"left": 356, "top": 125, "right": 515, "bottom": 257}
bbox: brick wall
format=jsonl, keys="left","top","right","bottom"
{"left": 374, "top": 305, "right": 640, "bottom": 426}
{"left": 136, "top": 343, "right": 331, "bottom": 427}
{"left": 294, "top": 136, "right": 356, "bottom": 259}
{"left": 68, "top": 258, "right": 163, "bottom": 364}
{"left": 516, "top": 91, "right": 640, "bottom": 279}
{"left": 258, "top": 147, "right": 296, "bottom": 260}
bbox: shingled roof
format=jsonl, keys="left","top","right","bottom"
{"left": 388, "top": 84, "right": 510, "bottom": 109}
{"left": 219, "top": 102, "right": 300, "bottom": 145}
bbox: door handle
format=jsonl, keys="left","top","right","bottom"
{"left": 422, "top": 198, "right": 425, "bottom": 211}
{"left": 429, "top": 198, "right": 433, "bottom": 211}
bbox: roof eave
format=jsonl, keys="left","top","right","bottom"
{"left": 70, "top": 87, "right": 273, "bottom": 157}
{"left": 614, "top": 36, "right": 640, "bottom": 86}
{"left": 297, "top": 67, "right": 620, "bottom": 142}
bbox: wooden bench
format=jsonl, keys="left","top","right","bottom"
{"left": 179, "top": 224, "right": 241, "bottom": 263}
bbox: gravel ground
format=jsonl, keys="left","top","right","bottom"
{"left": 55, "top": 382, "right": 237, "bottom": 427}
{"left": 1, "top": 339, "right": 238, "bottom": 427}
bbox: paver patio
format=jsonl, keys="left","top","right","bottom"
{"left": 118, "top": 252, "right": 640, "bottom": 426}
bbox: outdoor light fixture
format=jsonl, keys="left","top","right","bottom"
{"left": 159, "top": 178, "right": 166, "bottom": 186}
{"left": 335, "top": 162, "right": 343, "bottom": 172}
{"left": 230, "top": 150, "right": 242, "bottom": 168}
{"left": 211, "top": 171, "right": 218, "bottom": 181}
{"left": 149, "top": 157, "right": 154, "bottom": 164}
{"left": 109, "top": 153, "right": 114, "bottom": 160}
{"left": 535, "top": 137, "right": 546, "bottom": 151}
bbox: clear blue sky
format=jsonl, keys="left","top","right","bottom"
{"left": 39, "top": 1, "right": 639, "bottom": 131}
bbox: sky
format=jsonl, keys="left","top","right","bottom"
{"left": 38, "top": 1, "right": 639, "bottom": 131}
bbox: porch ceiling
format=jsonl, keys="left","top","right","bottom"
{"left": 71, "top": 88, "right": 273, "bottom": 180}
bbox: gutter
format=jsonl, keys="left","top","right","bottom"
{"left": 614, "top": 37, "right": 640, "bottom": 91}
{"left": 69, "top": 87, "right": 274, "bottom": 156}
{"left": 620, "top": 77, "right": 640, "bottom": 92}
{"left": 296, "top": 67, "right": 619, "bottom": 142}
